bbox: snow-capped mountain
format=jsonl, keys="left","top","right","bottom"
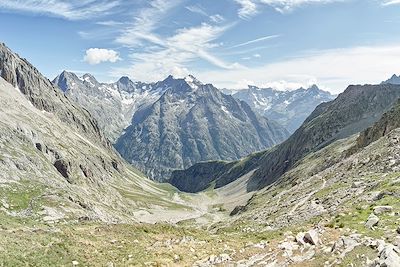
{"left": 115, "top": 75, "right": 289, "bottom": 181}
{"left": 231, "top": 85, "right": 336, "bottom": 133}
{"left": 382, "top": 74, "right": 400, "bottom": 85}
{"left": 53, "top": 71, "right": 166, "bottom": 141}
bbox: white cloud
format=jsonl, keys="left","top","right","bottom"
{"left": 96, "top": 20, "right": 125, "bottom": 26}
{"left": 234, "top": 0, "right": 345, "bottom": 17}
{"left": 382, "top": 0, "right": 400, "bottom": 5}
{"left": 196, "top": 44, "right": 400, "bottom": 93}
{"left": 84, "top": 48, "right": 121, "bottom": 65}
{"left": 112, "top": 23, "right": 242, "bottom": 82}
{"left": 210, "top": 14, "right": 225, "bottom": 23}
{"left": 235, "top": 0, "right": 258, "bottom": 19}
{"left": 185, "top": 5, "right": 208, "bottom": 16}
{"left": 0, "top": 0, "right": 119, "bottom": 20}
{"left": 230, "top": 35, "right": 280, "bottom": 48}
{"left": 116, "top": 0, "right": 180, "bottom": 47}
{"left": 113, "top": 0, "right": 240, "bottom": 82}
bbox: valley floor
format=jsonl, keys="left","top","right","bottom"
{"left": 2, "top": 131, "right": 400, "bottom": 266}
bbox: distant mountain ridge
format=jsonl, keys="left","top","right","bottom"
{"left": 382, "top": 74, "right": 400, "bottom": 85}
{"left": 53, "top": 71, "right": 166, "bottom": 141}
{"left": 170, "top": 83, "right": 400, "bottom": 192}
{"left": 115, "top": 75, "right": 289, "bottom": 181}
{"left": 231, "top": 85, "right": 335, "bottom": 133}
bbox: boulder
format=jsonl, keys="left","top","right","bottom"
{"left": 352, "top": 182, "right": 362, "bottom": 188}
{"left": 376, "top": 245, "right": 400, "bottom": 267}
{"left": 365, "top": 214, "right": 380, "bottom": 229}
{"left": 304, "top": 229, "right": 319, "bottom": 245}
{"left": 296, "top": 232, "right": 306, "bottom": 246}
{"left": 373, "top": 206, "right": 393, "bottom": 215}
{"left": 332, "top": 236, "right": 360, "bottom": 253}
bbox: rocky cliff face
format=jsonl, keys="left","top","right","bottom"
{"left": 232, "top": 85, "right": 335, "bottom": 133}
{"left": 0, "top": 43, "right": 109, "bottom": 148}
{"left": 116, "top": 75, "right": 289, "bottom": 181}
{"left": 353, "top": 98, "right": 400, "bottom": 150}
{"left": 53, "top": 71, "right": 165, "bottom": 141}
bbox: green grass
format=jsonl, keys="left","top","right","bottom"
{"left": 0, "top": 181, "right": 45, "bottom": 212}
{"left": 340, "top": 245, "right": 377, "bottom": 267}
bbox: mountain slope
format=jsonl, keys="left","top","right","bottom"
{"left": 53, "top": 71, "right": 165, "bottom": 141}
{"left": 249, "top": 83, "right": 400, "bottom": 190}
{"left": 353, "top": 98, "right": 400, "bottom": 150}
{"left": 0, "top": 43, "right": 206, "bottom": 224}
{"left": 232, "top": 85, "right": 335, "bottom": 132}
{"left": 171, "top": 83, "right": 400, "bottom": 192}
{"left": 115, "top": 75, "right": 289, "bottom": 181}
{"left": 0, "top": 43, "right": 109, "bottom": 148}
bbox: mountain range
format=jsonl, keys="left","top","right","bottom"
{"left": 2, "top": 42, "right": 400, "bottom": 266}
{"left": 229, "top": 85, "right": 336, "bottom": 133}
{"left": 53, "top": 71, "right": 165, "bottom": 141}
{"left": 0, "top": 42, "right": 198, "bottom": 224}
{"left": 115, "top": 75, "right": 289, "bottom": 181}
{"left": 170, "top": 82, "right": 400, "bottom": 192}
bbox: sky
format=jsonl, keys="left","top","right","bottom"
{"left": 1, "top": 0, "right": 400, "bottom": 93}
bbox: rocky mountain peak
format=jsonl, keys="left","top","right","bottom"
{"left": 382, "top": 74, "right": 400, "bottom": 85}
{"left": 184, "top": 74, "right": 202, "bottom": 90}
{"left": 118, "top": 76, "right": 132, "bottom": 85}
{"left": 116, "top": 76, "right": 136, "bottom": 93}
{"left": 53, "top": 70, "right": 80, "bottom": 92}
{"left": 82, "top": 73, "right": 99, "bottom": 87}
{"left": 307, "top": 84, "right": 320, "bottom": 91}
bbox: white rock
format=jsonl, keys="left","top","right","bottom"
{"left": 377, "top": 245, "right": 400, "bottom": 267}
{"left": 374, "top": 206, "right": 393, "bottom": 215}
{"left": 352, "top": 182, "right": 362, "bottom": 188}
{"left": 365, "top": 214, "right": 380, "bottom": 229}
{"left": 72, "top": 261, "right": 79, "bottom": 266}
{"left": 296, "top": 232, "right": 306, "bottom": 246}
{"left": 304, "top": 229, "right": 319, "bottom": 246}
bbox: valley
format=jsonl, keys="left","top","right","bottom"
{"left": 1, "top": 12, "right": 400, "bottom": 266}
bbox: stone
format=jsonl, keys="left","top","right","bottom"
{"left": 397, "top": 227, "right": 400, "bottom": 235}
{"left": 72, "top": 261, "right": 79, "bottom": 266}
{"left": 331, "top": 236, "right": 360, "bottom": 255}
{"left": 304, "top": 229, "right": 319, "bottom": 245}
{"left": 365, "top": 214, "right": 380, "bottom": 229}
{"left": 173, "top": 254, "right": 180, "bottom": 262}
{"left": 296, "top": 232, "right": 306, "bottom": 246}
{"left": 352, "top": 182, "right": 362, "bottom": 188}
{"left": 374, "top": 206, "right": 393, "bottom": 215}
{"left": 377, "top": 245, "right": 400, "bottom": 267}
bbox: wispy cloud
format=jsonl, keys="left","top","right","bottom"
{"left": 234, "top": 0, "right": 345, "bottom": 18}
{"left": 185, "top": 5, "right": 208, "bottom": 16}
{"left": 235, "top": 0, "right": 258, "bottom": 19}
{"left": 230, "top": 35, "right": 280, "bottom": 48}
{"left": 382, "top": 0, "right": 400, "bottom": 5}
{"left": 116, "top": 0, "right": 180, "bottom": 47}
{"left": 112, "top": 22, "right": 242, "bottom": 82}
{"left": 96, "top": 20, "right": 125, "bottom": 26}
{"left": 112, "top": 0, "right": 241, "bottom": 81}
{"left": 0, "top": 0, "right": 120, "bottom": 20}
{"left": 197, "top": 44, "right": 400, "bottom": 93}
{"left": 210, "top": 14, "right": 225, "bottom": 23}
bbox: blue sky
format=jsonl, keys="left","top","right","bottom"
{"left": 1, "top": 0, "right": 400, "bottom": 93}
